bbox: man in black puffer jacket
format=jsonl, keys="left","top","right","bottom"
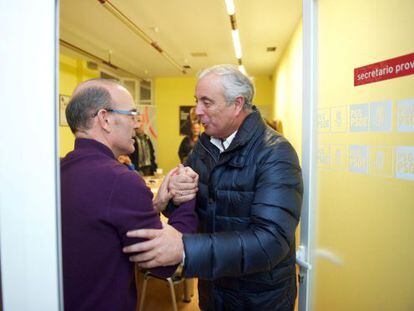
{"left": 125, "top": 65, "right": 303, "bottom": 310}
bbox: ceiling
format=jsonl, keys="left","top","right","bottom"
{"left": 60, "top": 0, "right": 302, "bottom": 79}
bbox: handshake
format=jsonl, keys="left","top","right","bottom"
{"left": 153, "top": 164, "right": 199, "bottom": 212}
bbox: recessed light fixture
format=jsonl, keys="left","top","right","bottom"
{"left": 86, "top": 61, "right": 98, "bottom": 70}
{"left": 191, "top": 52, "right": 208, "bottom": 57}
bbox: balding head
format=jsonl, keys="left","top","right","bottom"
{"left": 66, "top": 78, "right": 138, "bottom": 158}
{"left": 71, "top": 78, "right": 120, "bottom": 97}
{"left": 66, "top": 79, "right": 121, "bottom": 134}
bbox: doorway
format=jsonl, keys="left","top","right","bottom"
{"left": 300, "top": 0, "right": 414, "bottom": 310}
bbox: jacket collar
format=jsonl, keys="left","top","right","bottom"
{"left": 228, "top": 106, "right": 265, "bottom": 151}
{"left": 199, "top": 107, "right": 266, "bottom": 167}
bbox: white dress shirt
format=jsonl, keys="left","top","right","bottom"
{"left": 210, "top": 131, "right": 237, "bottom": 153}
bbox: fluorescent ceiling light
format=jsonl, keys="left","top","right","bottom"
{"left": 238, "top": 65, "right": 246, "bottom": 75}
{"left": 231, "top": 29, "right": 242, "bottom": 59}
{"left": 224, "top": 0, "right": 235, "bottom": 15}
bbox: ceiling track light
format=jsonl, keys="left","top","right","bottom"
{"left": 224, "top": 0, "right": 246, "bottom": 74}
{"left": 238, "top": 65, "right": 246, "bottom": 75}
{"left": 224, "top": 0, "right": 235, "bottom": 15}
{"left": 97, "top": 0, "right": 187, "bottom": 74}
{"left": 60, "top": 39, "right": 144, "bottom": 80}
{"left": 231, "top": 30, "right": 242, "bottom": 59}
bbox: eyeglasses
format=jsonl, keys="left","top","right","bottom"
{"left": 106, "top": 108, "right": 139, "bottom": 117}
{"left": 92, "top": 108, "right": 139, "bottom": 118}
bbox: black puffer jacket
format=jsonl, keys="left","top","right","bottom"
{"left": 182, "top": 109, "right": 303, "bottom": 310}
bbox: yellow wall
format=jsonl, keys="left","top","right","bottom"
{"left": 254, "top": 76, "right": 274, "bottom": 120}
{"left": 315, "top": 0, "right": 414, "bottom": 310}
{"left": 154, "top": 76, "right": 197, "bottom": 172}
{"left": 272, "top": 21, "right": 303, "bottom": 158}
{"left": 154, "top": 75, "right": 274, "bottom": 172}
{"left": 59, "top": 54, "right": 99, "bottom": 157}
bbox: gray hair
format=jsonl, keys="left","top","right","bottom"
{"left": 66, "top": 85, "right": 112, "bottom": 134}
{"left": 197, "top": 64, "right": 255, "bottom": 110}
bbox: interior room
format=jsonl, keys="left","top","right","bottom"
{"left": 58, "top": 0, "right": 303, "bottom": 172}
{"left": 1, "top": 0, "right": 413, "bottom": 310}
{"left": 59, "top": 1, "right": 302, "bottom": 310}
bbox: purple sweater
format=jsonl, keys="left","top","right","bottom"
{"left": 61, "top": 138, "right": 197, "bottom": 311}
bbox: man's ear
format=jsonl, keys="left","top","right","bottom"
{"left": 96, "top": 109, "right": 111, "bottom": 132}
{"left": 234, "top": 96, "right": 245, "bottom": 115}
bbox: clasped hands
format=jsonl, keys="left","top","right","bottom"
{"left": 152, "top": 164, "right": 198, "bottom": 213}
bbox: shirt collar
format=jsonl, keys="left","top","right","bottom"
{"left": 210, "top": 130, "right": 237, "bottom": 153}
{"left": 74, "top": 138, "right": 115, "bottom": 158}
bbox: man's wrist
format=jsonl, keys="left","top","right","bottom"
{"left": 153, "top": 195, "right": 167, "bottom": 212}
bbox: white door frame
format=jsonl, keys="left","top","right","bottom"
{"left": 0, "top": 0, "right": 317, "bottom": 309}
{"left": 0, "top": 0, "right": 63, "bottom": 309}
{"left": 298, "top": 0, "right": 318, "bottom": 310}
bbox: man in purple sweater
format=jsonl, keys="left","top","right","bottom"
{"left": 61, "top": 79, "right": 198, "bottom": 311}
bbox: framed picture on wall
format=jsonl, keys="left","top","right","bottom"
{"left": 59, "top": 94, "right": 70, "bottom": 126}
{"left": 179, "top": 105, "right": 196, "bottom": 136}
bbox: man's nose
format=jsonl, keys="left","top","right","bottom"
{"left": 195, "top": 102, "right": 204, "bottom": 116}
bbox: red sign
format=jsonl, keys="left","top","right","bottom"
{"left": 354, "top": 53, "right": 414, "bottom": 86}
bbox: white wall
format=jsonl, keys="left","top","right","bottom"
{"left": 0, "top": 0, "right": 62, "bottom": 310}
